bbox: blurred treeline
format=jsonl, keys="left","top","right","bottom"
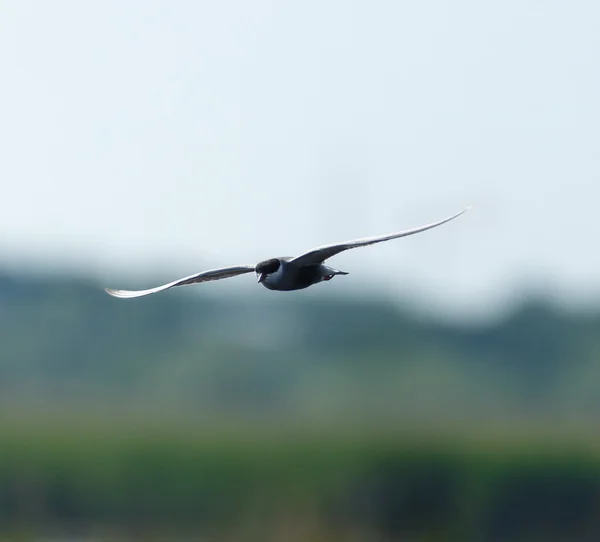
{"left": 1, "top": 269, "right": 600, "bottom": 540}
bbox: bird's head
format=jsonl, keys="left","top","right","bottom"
{"left": 255, "top": 258, "right": 281, "bottom": 284}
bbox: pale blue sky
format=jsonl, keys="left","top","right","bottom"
{"left": 1, "top": 1, "right": 599, "bottom": 318}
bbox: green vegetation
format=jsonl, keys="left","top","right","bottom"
{"left": 1, "top": 271, "right": 599, "bottom": 424}
{"left": 1, "top": 270, "right": 600, "bottom": 539}
{"left": 1, "top": 423, "right": 600, "bottom": 540}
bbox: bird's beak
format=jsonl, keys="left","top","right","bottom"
{"left": 257, "top": 273, "right": 265, "bottom": 283}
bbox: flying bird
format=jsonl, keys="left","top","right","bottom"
{"left": 105, "top": 206, "right": 470, "bottom": 299}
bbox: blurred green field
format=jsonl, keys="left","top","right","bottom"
{"left": 2, "top": 419, "right": 600, "bottom": 541}
{"left": 2, "top": 272, "right": 600, "bottom": 540}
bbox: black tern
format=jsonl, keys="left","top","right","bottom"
{"left": 105, "top": 206, "right": 470, "bottom": 299}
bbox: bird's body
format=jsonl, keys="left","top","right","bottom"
{"left": 257, "top": 258, "right": 347, "bottom": 291}
{"left": 105, "top": 206, "right": 470, "bottom": 299}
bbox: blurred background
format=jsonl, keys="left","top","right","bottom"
{"left": 1, "top": 1, "right": 600, "bottom": 540}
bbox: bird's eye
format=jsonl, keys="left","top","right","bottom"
{"left": 324, "top": 274, "right": 333, "bottom": 281}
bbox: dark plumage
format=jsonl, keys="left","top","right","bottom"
{"left": 255, "top": 258, "right": 281, "bottom": 276}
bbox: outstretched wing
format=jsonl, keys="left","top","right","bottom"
{"left": 105, "top": 265, "right": 256, "bottom": 299}
{"left": 291, "top": 206, "right": 470, "bottom": 266}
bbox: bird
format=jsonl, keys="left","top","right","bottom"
{"left": 104, "top": 206, "right": 470, "bottom": 299}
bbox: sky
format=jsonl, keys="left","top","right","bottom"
{"left": 1, "top": 1, "right": 599, "bottom": 319}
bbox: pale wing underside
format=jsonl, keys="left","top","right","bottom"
{"left": 105, "top": 265, "right": 256, "bottom": 299}
{"left": 291, "top": 206, "right": 471, "bottom": 266}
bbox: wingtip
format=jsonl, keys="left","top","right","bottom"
{"left": 104, "top": 285, "right": 162, "bottom": 299}
{"left": 454, "top": 205, "right": 472, "bottom": 218}
{"left": 105, "top": 287, "right": 135, "bottom": 299}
